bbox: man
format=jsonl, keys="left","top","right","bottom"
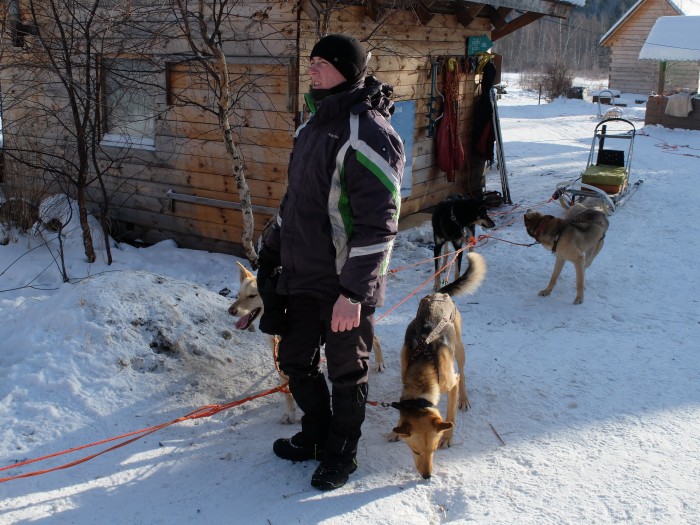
{"left": 257, "top": 33, "right": 404, "bottom": 491}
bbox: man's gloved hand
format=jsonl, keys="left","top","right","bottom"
{"left": 256, "top": 246, "right": 280, "bottom": 295}
{"left": 257, "top": 247, "right": 287, "bottom": 336}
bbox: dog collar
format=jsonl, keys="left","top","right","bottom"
{"left": 391, "top": 398, "right": 436, "bottom": 411}
{"left": 533, "top": 219, "right": 564, "bottom": 254}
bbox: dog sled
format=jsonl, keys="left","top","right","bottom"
{"left": 554, "top": 117, "right": 643, "bottom": 215}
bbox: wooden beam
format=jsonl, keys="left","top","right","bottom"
{"left": 455, "top": 4, "right": 484, "bottom": 28}
{"left": 492, "top": 7, "right": 513, "bottom": 30}
{"left": 465, "top": 1, "right": 573, "bottom": 19}
{"left": 491, "top": 12, "right": 544, "bottom": 41}
{"left": 415, "top": 1, "right": 435, "bottom": 25}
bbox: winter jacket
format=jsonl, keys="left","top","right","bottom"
{"left": 264, "top": 76, "right": 405, "bottom": 308}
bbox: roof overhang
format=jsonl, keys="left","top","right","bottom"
{"left": 302, "top": 1, "right": 579, "bottom": 41}
{"left": 639, "top": 16, "right": 700, "bottom": 61}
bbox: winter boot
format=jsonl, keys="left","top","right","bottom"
{"left": 273, "top": 373, "right": 331, "bottom": 462}
{"left": 311, "top": 383, "right": 367, "bottom": 491}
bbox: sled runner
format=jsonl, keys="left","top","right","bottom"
{"left": 554, "top": 118, "right": 642, "bottom": 215}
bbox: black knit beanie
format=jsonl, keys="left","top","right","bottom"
{"left": 310, "top": 34, "right": 367, "bottom": 84}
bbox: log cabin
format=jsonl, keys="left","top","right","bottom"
{"left": 0, "top": 0, "right": 581, "bottom": 256}
{"left": 599, "top": 0, "right": 700, "bottom": 95}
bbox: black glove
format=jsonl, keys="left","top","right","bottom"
{"left": 256, "top": 246, "right": 280, "bottom": 295}
{"left": 257, "top": 247, "right": 287, "bottom": 336}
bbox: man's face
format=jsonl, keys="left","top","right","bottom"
{"left": 309, "top": 57, "right": 346, "bottom": 90}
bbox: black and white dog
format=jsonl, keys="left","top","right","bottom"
{"left": 432, "top": 196, "right": 495, "bottom": 291}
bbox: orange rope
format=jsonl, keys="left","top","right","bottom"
{"left": 0, "top": 384, "right": 287, "bottom": 484}
{"left": 376, "top": 244, "right": 469, "bottom": 324}
{"left": 4, "top": 198, "right": 554, "bottom": 484}
{"left": 379, "top": 197, "right": 555, "bottom": 321}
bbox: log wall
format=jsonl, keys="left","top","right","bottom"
{"left": 1, "top": 1, "right": 496, "bottom": 256}
{"left": 604, "top": 0, "right": 699, "bottom": 95}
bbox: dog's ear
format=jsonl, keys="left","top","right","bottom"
{"left": 433, "top": 420, "right": 454, "bottom": 433}
{"left": 392, "top": 422, "right": 412, "bottom": 438}
{"left": 236, "top": 261, "right": 254, "bottom": 282}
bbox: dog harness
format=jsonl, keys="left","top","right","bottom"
{"left": 535, "top": 210, "right": 608, "bottom": 254}
{"left": 391, "top": 297, "right": 459, "bottom": 412}
{"left": 407, "top": 297, "right": 457, "bottom": 380}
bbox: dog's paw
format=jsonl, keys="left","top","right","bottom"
{"left": 278, "top": 412, "right": 296, "bottom": 425}
{"left": 375, "top": 360, "right": 385, "bottom": 373}
{"left": 458, "top": 399, "right": 470, "bottom": 411}
{"left": 573, "top": 296, "right": 583, "bottom": 305}
{"left": 386, "top": 431, "right": 400, "bottom": 442}
{"left": 438, "top": 435, "right": 453, "bottom": 449}
{"left": 538, "top": 289, "right": 552, "bottom": 297}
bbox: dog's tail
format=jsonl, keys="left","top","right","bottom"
{"left": 437, "top": 253, "right": 487, "bottom": 297}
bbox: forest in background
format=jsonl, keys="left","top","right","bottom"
{"left": 493, "top": 0, "right": 638, "bottom": 73}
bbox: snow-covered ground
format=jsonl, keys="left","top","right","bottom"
{"left": 1, "top": 74, "right": 699, "bottom": 524}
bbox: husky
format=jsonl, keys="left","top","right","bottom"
{"left": 523, "top": 203, "right": 609, "bottom": 304}
{"left": 228, "top": 261, "right": 385, "bottom": 424}
{"left": 431, "top": 197, "right": 495, "bottom": 291}
{"left": 388, "top": 252, "right": 486, "bottom": 479}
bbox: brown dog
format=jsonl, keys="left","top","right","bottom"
{"left": 228, "top": 261, "right": 385, "bottom": 423}
{"left": 388, "top": 252, "right": 486, "bottom": 479}
{"left": 523, "top": 203, "right": 609, "bottom": 304}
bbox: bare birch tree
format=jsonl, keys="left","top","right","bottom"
{"left": 171, "top": 0, "right": 260, "bottom": 267}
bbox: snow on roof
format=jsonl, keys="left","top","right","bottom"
{"left": 670, "top": 0, "right": 700, "bottom": 15}
{"left": 600, "top": 0, "right": 700, "bottom": 45}
{"left": 639, "top": 16, "right": 700, "bottom": 61}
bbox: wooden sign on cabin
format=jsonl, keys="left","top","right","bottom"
{"left": 467, "top": 35, "right": 493, "bottom": 56}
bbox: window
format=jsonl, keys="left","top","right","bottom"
{"left": 390, "top": 100, "right": 415, "bottom": 198}
{"left": 102, "top": 58, "right": 159, "bottom": 151}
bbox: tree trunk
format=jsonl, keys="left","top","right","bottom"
{"left": 77, "top": 184, "right": 96, "bottom": 263}
{"left": 212, "top": 45, "right": 258, "bottom": 267}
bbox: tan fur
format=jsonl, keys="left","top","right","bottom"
{"left": 388, "top": 253, "right": 486, "bottom": 479}
{"left": 228, "top": 261, "right": 385, "bottom": 423}
{"left": 524, "top": 203, "right": 609, "bottom": 305}
{"left": 228, "top": 262, "right": 296, "bottom": 424}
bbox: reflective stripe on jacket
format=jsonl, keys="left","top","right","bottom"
{"left": 265, "top": 76, "right": 404, "bottom": 307}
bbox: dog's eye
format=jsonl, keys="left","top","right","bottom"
{"left": 248, "top": 294, "right": 257, "bottom": 299}
{"left": 412, "top": 449, "right": 421, "bottom": 456}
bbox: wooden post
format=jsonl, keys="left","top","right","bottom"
{"left": 657, "top": 61, "right": 666, "bottom": 95}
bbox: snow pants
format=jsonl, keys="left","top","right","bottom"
{"left": 277, "top": 294, "right": 375, "bottom": 387}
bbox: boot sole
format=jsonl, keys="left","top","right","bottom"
{"left": 310, "top": 462, "right": 358, "bottom": 491}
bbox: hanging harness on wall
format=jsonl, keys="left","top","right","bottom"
{"left": 436, "top": 57, "right": 464, "bottom": 182}
{"left": 473, "top": 54, "right": 497, "bottom": 163}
